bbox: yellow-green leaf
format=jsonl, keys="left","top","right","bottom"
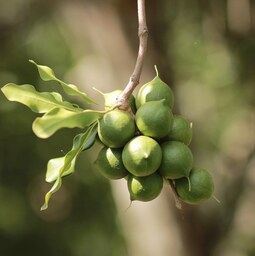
{"left": 30, "top": 60, "right": 97, "bottom": 105}
{"left": 1, "top": 83, "right": 81, "bottom": 113}
{"left": 46, "top": 156, "right": 75, "bottom": 183}
{"left": 41, "top": 123, "right": 97, "bottom": 210}
{"left": 32, "top": 108, "right": 103, "bottom": 138}
{"left": 45, "top": 125, "right": 98, "bottom": 183}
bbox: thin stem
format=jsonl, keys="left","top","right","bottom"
{"left": 154, "top": 65, "right": 159, "bottom": 77}
{"left": 117, "top": 0, "right": 148, "bottom": 110}
{"left": 168, "top": 179, "right": 182, "bottom": 210}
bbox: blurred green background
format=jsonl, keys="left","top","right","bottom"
{"left": 0, "top": 1, "right": 254, "bottom": 256}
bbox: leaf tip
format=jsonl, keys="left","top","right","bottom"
{"left": 40, "top": 203, "right": 48, "bottom": 211}
{"left": 29, "top": 59, "right": 36, "bottom": 65}
{"left": 92, "top": 87, "right": 104, "bottom": 96}
{"left": 1, "top": 84, "right": 7, "bottom": 93}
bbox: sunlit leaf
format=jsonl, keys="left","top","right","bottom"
{"left": 41, "top": 123, "right": 97, "bottom": 210}
{"left": 32, "top": 108, "right": 103, "bottom": 138}
{"left": 1, "top": 83, "right": 81, "bottom": 113}
{"left": 41, "top": 177, "right": 63, "bottom": 211}
{"left": 29, "top": 60, "right": 97, "bottom": 105}
{"left": 46, "top": 156, "right": 75, "bottom": 183}
{"left": 45, "top": 124, "right": 98, "bottom": 183}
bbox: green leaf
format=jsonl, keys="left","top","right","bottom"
{"left": 46, "top": 156, "right": 75, "bottom": 183}
{"left": 29, "top": 60, "right": 97, "bottom": 105}
{"left": 41, "top": 123, "right": 97, "bottom": 210}
{"left": 32, "top": 108, "right": 103, "bottom": 138}
{"left": 82, "top": 123, "right": 98, "bottom": 150}
{"left": 1, "top": 83, "right": 81, "bottom": 113}
{"left": 45, "top": 124, "right": 97, "bottom": 183}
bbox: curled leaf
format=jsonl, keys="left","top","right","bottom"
{"left": 81, "top": 124, "right": 98, "bottom": 151}
{"left": 32, "top": 108, "right": 103, "bottom": 138}
{"left": 45, "top": 125, "right": 97, "bottom": 183}
{"left": 30, "top": 60, "right": 97, "bottom": 105}
{"left": 46, "top": 156, "right": 75, "bottom": 183}
{"left": 41, "top": 123, "right": 97, "bottom": 210}
{"left": 1, "top": 83, "right": 81, "bottom": 113}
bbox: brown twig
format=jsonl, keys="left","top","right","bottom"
{"left": 117, "top": 0, "right": 148, "bottom": 110}
{"left": 168, "top": 179, "right": 182, "bottom": 210}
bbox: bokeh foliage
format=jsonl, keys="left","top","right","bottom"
{"left": 0, "top": 1, "right": 127, "bottom": 255}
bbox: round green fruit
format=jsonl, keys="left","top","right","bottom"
{"left": 175, "top": 167, "right": 214, "bottom": 205}
{"left": 95, "top": 147, "right": 128, "bottom": 179}
{"left": 166, "top": 115, "right": 192, "bottom": 145}
{"left": 135, "top": 99, "right": 173, "bottom": 139}
{"left": 122, "top": 136, "right": 162, "bottom": 177}
{"left": 127, "top": 173, "right": 163, "bottom": 202}
{"left": 135, "top": 73, "right": 174, "bottom": 109}
{"left": 104, "top": 90, "right": 136, "bottom": 113}
{"left": 98, "top": 109, "right": 135, "bottom": 148}
{"left": 158, "top": 141, "right": 193, "bottom": 179}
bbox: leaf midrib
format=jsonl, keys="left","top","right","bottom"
{"left": 17, "top": 89, "right": 82, "bottom": 112}
{"left": 33, "top": 111, "right": 99, "bottom": 137}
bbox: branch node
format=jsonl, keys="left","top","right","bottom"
{"left": 130, "top": 76, "right": 139, "bottom": 85}
{"left": 138, "top": 27, "right": 148, "bottom": 37}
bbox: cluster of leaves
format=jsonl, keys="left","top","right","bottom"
{"left": 1, "top": 61, "right": 104, "bottom": 210}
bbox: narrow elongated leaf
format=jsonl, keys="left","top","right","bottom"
{"left": 32, "top": 108, "right": 102, "bottom": 138}
{"left": 1, "top": 83, "right": 81, "bottom": 113}
{"left": 82, "top": 123, "right": 98, "bottom": 150}
{"left": 29, "top": 60, "right": 97, "bottom": 105}
{"left": 41, "top": 123, "right": 97, "bottom": 210}
{"left": 46, "top": 156, "right": 75, "bottom": 183}
{"left": 45, "top": 125, "right": 97, "bottom": 182}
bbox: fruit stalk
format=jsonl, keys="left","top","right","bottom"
{"left": 117, "top": 0, "right": 148, "bottom": 111}
{"left": 168, "top": 179, "right": 182, "bottom": 210}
